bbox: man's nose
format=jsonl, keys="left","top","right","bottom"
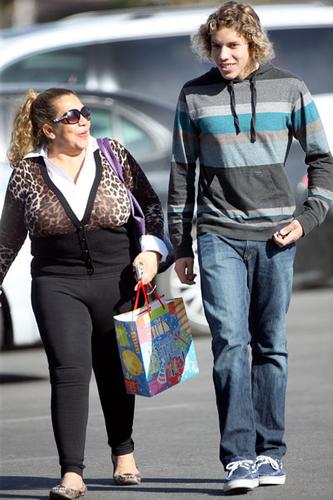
{"left": 219, "top": 46, "right": 230, "bottom": 60}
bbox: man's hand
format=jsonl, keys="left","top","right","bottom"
{"left": 133, "top": 251, "right": 160, "bottom": 286}
{"left": 174, "top": 257, "right": 197, "bottom": 285}
{"left": 273, "top": 219, "right": 304, "bottom": 247}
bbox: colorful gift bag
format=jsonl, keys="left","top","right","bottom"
{"left": 114, "top": 286, "right": 199, "bottom": 397}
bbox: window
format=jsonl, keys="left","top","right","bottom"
{"left": 0, "top": 47, "right": 87, "bottom": 85}
{"left": 89, "top": 107, "right": 113, "bottom": 139}
{"left": 269, "top": 27, "right": 333, "bottom": 95}
{"left": 0, "top": 36, "right": 211, "bottom": 104}
{"left": 88, "top": 104, "right": 158, "bottom": 160}
{"left": 118, "top": 116, "right": 155, "bottom": 157}
{"left": 2, "top": 27, "right": 331, "bottom": 98}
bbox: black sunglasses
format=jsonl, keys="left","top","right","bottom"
{"left": 52, "top": 106, "right": 91, "bottom": 124}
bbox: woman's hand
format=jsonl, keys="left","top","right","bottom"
{"left": 133, "top": 251, "right": 161, "bottom": 286}
{"left": 273, "top": 219, "right": 304, "bottom": 247}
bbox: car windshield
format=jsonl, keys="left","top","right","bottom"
{"left": 0, "top": 27, "right": 332, "bottom": 99}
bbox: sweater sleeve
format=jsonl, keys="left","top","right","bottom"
{"left": 292, "top": 82, "right": 333, "bottom": 235}
{"left": 168, "top": 89, "right": 199, "bottom": 259}
{"left": 110, "top": 139, "right": 165, "bottom": 241}
{"left": 0, "top": 165, "right": 28, "bottom": 285}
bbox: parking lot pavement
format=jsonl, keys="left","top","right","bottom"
{"left": 0, "top": 287, "right": 332, "bottom": 500}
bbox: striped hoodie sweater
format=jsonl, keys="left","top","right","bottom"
{"left": 168, "top": 63, "right": 333, "bottom": 259}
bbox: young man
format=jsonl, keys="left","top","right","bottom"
{"left": 167, "top": 1, "right": 333, "bottom": 494}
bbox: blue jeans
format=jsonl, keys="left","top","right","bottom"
{"left": 197, "top": 233, "right": 296, "bottom": 467}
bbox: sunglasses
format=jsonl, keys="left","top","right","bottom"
{"left": 52, "top": 106, "right": 91, "bottom": 124}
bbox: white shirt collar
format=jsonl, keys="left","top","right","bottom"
{"left": 30, "top": 136, "right": 98, "bottom": 220}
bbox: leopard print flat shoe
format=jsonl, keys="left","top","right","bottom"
{"left": 113, "top": 472, "right": 142, "bottom": 485}
{"left": 112, "top": 454, "right": 141, "bottom": 485}
{"left": 49, "top": 482, "right": 87, "bottom": 499}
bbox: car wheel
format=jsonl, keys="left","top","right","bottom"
{"left": 156, "top": 240, "right": 210, "bottom": 336}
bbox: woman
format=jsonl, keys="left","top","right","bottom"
{"left": 0, "top": 88, "right": 168, "bottom": 499}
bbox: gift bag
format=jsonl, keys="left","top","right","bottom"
{"left": 114, "top": 283, "right": 199, "bottom": 397}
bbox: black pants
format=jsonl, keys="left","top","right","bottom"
{"left": 31, "top": 268, "right": 136, "bottom": 476}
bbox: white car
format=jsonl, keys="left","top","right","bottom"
{"left": 0, "top": 4, "right": 332, "bottom": 346}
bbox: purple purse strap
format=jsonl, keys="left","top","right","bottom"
{"left": 97, "top": 137, "right": 124, "bottom": 181}
{"left": 97, "top": 137, "right": 146, "bottom": 236}
{"left": 97, "top": 138, "right": 174, "bottom": 273}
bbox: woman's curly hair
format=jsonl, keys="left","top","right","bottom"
{"left": 191, "top": 1, "right": 274, "bottom": 65}
{"left": 7, "top": 88, "right": 76, "bottom": 166}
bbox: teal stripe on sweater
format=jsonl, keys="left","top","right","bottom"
{"left": 196, "top": 112, "right": 289, "bottom": 134}
{"left": 309, "top": 188, "right": 333, "bottom": 202}
{"left": 293, "top": 100, "right": 320, "bottom": 130}
{"left": 174, "top": 110, "right": 197, "bottom": 133}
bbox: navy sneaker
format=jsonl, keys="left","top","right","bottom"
{"left": 224, "top": 459, "right": 259, "bottom": 493}
{"left": 256, "top": 455, "right": 286, "bottom": 485}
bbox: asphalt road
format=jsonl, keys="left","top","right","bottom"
{"left": 0, "top": 288, "right": 332, "bottom": 500}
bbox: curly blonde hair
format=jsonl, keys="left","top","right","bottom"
{"left": 191, "top": 1, "right": 274, "bottom": 65}
{"left": 7, "top": 88, "right": 77, "bottom": 166}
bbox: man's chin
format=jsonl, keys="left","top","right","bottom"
{"left": 219, "top": 70, "right": 236, "bottom": 80}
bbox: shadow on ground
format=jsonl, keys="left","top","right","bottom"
{"left": 0, "top": 475, "right": 236, "bottom": 498}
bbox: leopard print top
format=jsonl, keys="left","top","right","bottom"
{"left": 0, "top": 139, "right": 164, "bottom": 282}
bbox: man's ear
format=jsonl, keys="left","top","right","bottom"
{"left": 42, "top": 124, "right": 56, "bottom": 140}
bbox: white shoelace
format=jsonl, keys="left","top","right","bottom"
{"left": 226, "top": 460, "right": 254, "bottom": 478}
{"left": 256, "top": 455, "right": 280, "bottom": 471}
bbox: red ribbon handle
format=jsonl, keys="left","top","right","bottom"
{"left": 133, "top": 281, "right": 165, "bottom": 314}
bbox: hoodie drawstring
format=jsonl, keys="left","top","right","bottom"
{"left": 227, "top": 80, "right": 241, "bottom": 135}
{"left": 227, "top": 75, "right": 257, "bottom": 143}
{"left": 249, "top": 74, "right": 257, "bottom": 143}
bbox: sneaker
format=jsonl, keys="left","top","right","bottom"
{"left": 256, "top": 455, "right": 286, "bottom": 485}
{"left": 224, "top": 459, "right": 259, "bottom": 493}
